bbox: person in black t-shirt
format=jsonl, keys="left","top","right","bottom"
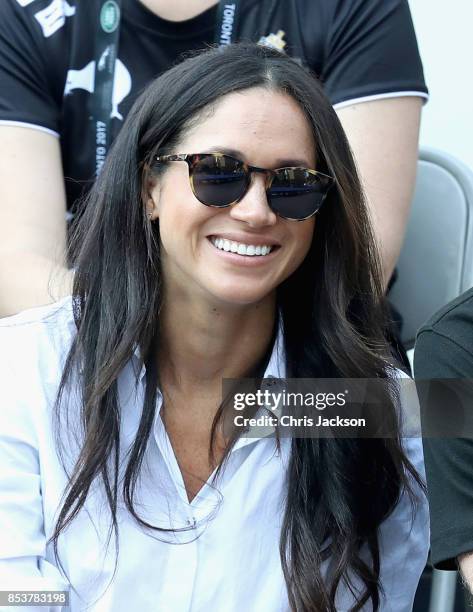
{"left": 415, "top": 287, "right": 473, "bottom": 590}
{"left": 0, "top": 0, "right": 428, "bottom": 316}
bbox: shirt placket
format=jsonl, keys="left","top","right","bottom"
{"left": 152, "top": 406, "right": 199, "bottom": 611}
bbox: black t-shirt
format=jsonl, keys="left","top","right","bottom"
{"left": 415, "top": 287, "right": 473, "bottom": 570}
{"left": 0, "top": 0, "right": 428, "bottom": 211}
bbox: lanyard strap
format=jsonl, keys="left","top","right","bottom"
{"left": 90, "top": 0, "right": 122, "bottom": 177}
{"left": 214, "top": 0, "right": 241, "bottom": 46}
{"left": 89, "top": 0, "right": 238, "bottom": 178}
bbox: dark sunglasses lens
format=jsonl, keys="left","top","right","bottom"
{"left": 191, "top": 154, "right": 247, "bottom": 207}
{"left": 268, "top": 169, "right": 331, "bottom": 219}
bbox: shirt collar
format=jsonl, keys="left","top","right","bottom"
{"left": 132, "top": 344, "right": 147, "bottom": 385}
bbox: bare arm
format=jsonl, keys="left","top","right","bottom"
{"left": 336, "top": 96, "right": 423, "bottom": 288}
{"left": 0, "top": 126, "right": 72, "bottom": 317}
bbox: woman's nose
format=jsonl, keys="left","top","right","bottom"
{"left": 229, "top": 173, "right": 277, "bottom": 227}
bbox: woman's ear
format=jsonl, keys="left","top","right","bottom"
{"left": 145, "top": 176, "right": 160, "bottom": 222}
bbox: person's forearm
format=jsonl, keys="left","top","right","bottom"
{"left": 0, "top": 251, "right": 73, "bottom": 317}
{"left": 336, "top": 97, "right": 423, "bottom": 290}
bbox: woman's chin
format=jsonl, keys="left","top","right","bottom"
{"left": 205, "top": 284, "right": 276, "bottom": 309}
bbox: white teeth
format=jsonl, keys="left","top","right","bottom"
{"left": 211, "top": 237, "right": 274, "bottom": 256}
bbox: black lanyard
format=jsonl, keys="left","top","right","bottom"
{"left": 90, "top": 0, "right": 240, "bottom": 177}
{"left": 214, "top": 0, "right": 241, "bottom": 46}
{"left": 90, "top": 0, "right": 122, "bottom": 177}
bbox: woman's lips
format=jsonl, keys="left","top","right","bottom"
{"left": 207, "top": 236, "right": 280, "bottom": 265}
{"left": 210, "top": 235, "right": 277, "bottom": 256}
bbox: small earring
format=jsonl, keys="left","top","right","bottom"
{"left": 147, "top": 211, "right": 153, "bottom": 220}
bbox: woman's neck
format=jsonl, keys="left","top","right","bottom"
{"left": 137, "top": 0, "right": 219, "bottom": 22}
{"left": 158, "top": 293, "right": 276, "bottom": 393}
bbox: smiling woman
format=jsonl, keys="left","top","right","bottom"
{"left": 0, "top": 44, "right": 428, "bottom": 612}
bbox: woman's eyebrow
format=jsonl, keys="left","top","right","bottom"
{"left": 202, "top": 147, "right": 313, "bottom": 168}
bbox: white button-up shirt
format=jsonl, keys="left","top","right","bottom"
{"left": 0, "top": 298, "right": 429, "bottom": 611}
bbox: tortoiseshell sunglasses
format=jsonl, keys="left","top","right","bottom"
{"left": 155, "top": 152, "right": 333, "bottom": 221}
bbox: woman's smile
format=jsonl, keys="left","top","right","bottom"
{"left": 206, "top": 235, "right": 281, "bottom": 267}
{"left": 210, "top": 236, "right": 277, "bottom": 257}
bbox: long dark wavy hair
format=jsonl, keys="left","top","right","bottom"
{"left": 52, "top": 43, "right": 423, "bottom": 611}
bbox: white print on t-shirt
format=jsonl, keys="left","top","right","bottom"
{"left": 34, "top": 0, "right": 75, "bottom": 38}
{"left": 16, "top": 0, "right": 37, "bottom": 6}
{"left": 64, "top": 59, "right": 132, "bottom": 121}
